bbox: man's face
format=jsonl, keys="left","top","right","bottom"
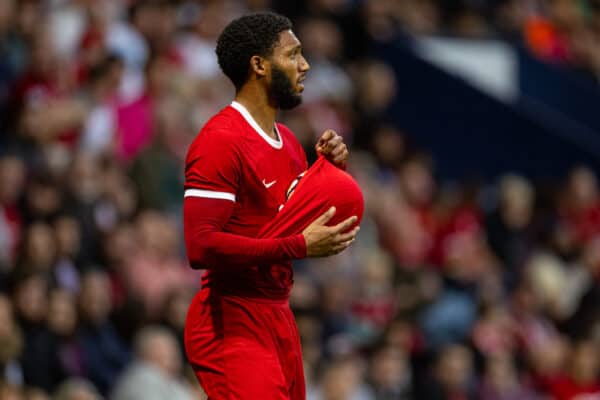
{"left": 267, "top": 30, "right": 310, "bottom": 110}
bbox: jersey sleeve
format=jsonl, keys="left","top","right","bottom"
{"left": 184, "top": 127, "right": 241, "bottom": 202}
{"left": 184, "top": 196, "right": 307, "bottom": 269}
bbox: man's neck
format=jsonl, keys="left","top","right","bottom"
{"left": 235, "top": 86, "right": 278, "bottom": 140}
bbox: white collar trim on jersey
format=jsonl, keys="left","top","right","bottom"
{"left": 230, "top": 101, "right": 283, "bottom": 149}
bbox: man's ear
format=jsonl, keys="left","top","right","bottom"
{"left": 250, "top": 55, "right": 268, "bottom": 78}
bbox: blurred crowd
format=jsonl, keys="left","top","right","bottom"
{"left": 1, "top": 0, "right": 600, "bottom": 400}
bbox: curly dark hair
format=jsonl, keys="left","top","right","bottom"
{"left": 216, "top": 12, "right": 292, "bottom": 91}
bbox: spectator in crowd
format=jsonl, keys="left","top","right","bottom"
{"left": 46, "top": 288, "right": 83, "bottom": 379}
{"left": 111, "top": 326, "right": 193, "bottom": 400}
{"left": 562, "top": 235, "right": 600, "bottom": 338}
{"left": 16, "top": 222, "right": 57, "bottom": 277}
{"left": 120, "top": 210, "right": 199, "bottom": 319}
{"left": 0, "top": 153, "right": 25, "bottom": 277}
{"left": 77, "top": 269, "right": 129, "bottom": 395}
{"left": 0, "top": 382, "right": 24, "bottom": 400}
{"left": 309, "top": 354, "right": 374, "bottom": 400}
{"left": 53, "top": 378, "right": 101, "bottom": 400}
{"left": 11, "top": 271, "right": 61, "bottom": 392}
{"left": 368, "top": 344, "right": 413, "bottom": 400}
{"left": 478, "top": 352, "right": 539, "bottom": 400}
{"left": 0, "top": 294, "right": 22, "bottom": 385}
{"left": 52, "top": 214, "right": 84, "bottom": 293}
{"left": 24, "top": 386, "right": 49, "bottom": 400}
{"left": 159, "top": 288, "right": 195, "bottom": 363}
{"left": 418, "top": 343, "right": 476, "bottom": 400}
{"left": 350, "top": 249, "right": 397, "bottom": 344}
{"left": 486, "top": 174, "right": 535, "bottom": 289}
{"left": 546, "top": 339, "right": 600, "bottom": 399}
{"left": 79, "top": 54, "right": 124, "bottom": 158}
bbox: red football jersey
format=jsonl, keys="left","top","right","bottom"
{"left": 184, "top": 102, "right": 308, "bottom": 297}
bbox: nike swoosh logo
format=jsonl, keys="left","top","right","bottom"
{"left": 262, "top": 179, "right": 277, "bottom": 188}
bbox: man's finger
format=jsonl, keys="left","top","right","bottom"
{"left": 316, "top": 139, "right": 332, "bottom": 154}
{"left": 331, "top": 144, "right": 345, "bottom": 157}
{"left": 331, "top": 238, "right": 355, "bottom": 254}
{"left": 320, "top": 130, "right": 335, "bottom": 142}
{"left": 315, "top": 144, "right": 328, "bottom": 155}
{"left": 314, "top": 206, "right": 336, "bottom": 225}
{"left": 317, "top": 132, "right": 338, "bottom": 150}
{"left": 336, "top": 226, "right": 359, "bottom": 243}
{"left": 326, "top": 136, "right": 342, "bottom": 152}
{"left": 332, "top": 147, "right": 348, "bottom": 163}
{"left": 334, "top": 154, "right": 347, "bottom": 165}
{"left": 331, "top": 215, "right": 358, "bottom": 233}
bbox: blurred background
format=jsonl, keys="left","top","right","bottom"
{"left": 1, "top": 0, "right": 600, "bottom": 399}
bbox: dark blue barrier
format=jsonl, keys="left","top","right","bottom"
{"left": 372, "top": 39, "right": 600, "bottom": 182}
{"left": 519, "top": 49, "right": 600, "bottom": 136}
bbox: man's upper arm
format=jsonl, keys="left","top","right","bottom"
{"left": 184, "top": 128, "right": 241, "bottom": 202}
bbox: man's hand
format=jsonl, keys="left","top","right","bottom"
{"left": 315, "top": 129, "right": 348, "bottom": 167}
{"left": 302, "top": 207, "right": 359, "bottom": 257}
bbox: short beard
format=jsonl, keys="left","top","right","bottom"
{"left": 269, "top": 65, "right": 302, "bottom": 110}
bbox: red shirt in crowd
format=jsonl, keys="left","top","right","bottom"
{"left": 547, "top": 376, "right": 600, "bottom": 400}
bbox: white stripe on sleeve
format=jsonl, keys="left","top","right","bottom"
{"left": 184, "top": 189, "right": 236, "bottom": 202}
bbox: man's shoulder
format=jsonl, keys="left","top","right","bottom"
{"left": 187, "top": 106, "right": 244, "bottom": 154}
{"left": 200, "top": 105, "right": 243, "bottom": 139}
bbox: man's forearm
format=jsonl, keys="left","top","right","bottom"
{"left": 183, "top": 197, "right": 306, "bottom": 269}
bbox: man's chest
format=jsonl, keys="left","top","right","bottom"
{"left": 241, "top": 147, "right": 304, "bottom": 205}
{"left": 227, "top": 145, "right": 306, "bottom": 233}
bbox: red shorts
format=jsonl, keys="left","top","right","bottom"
{"left": 185, "top": 287, "right": 304, "bottom": 400}
{"left": 184, "top": 157, "right": 363, "bottom": 399}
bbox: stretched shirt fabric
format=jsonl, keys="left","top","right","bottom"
{"left": 258, "top": 155, "right": 363, "bottom": 238}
